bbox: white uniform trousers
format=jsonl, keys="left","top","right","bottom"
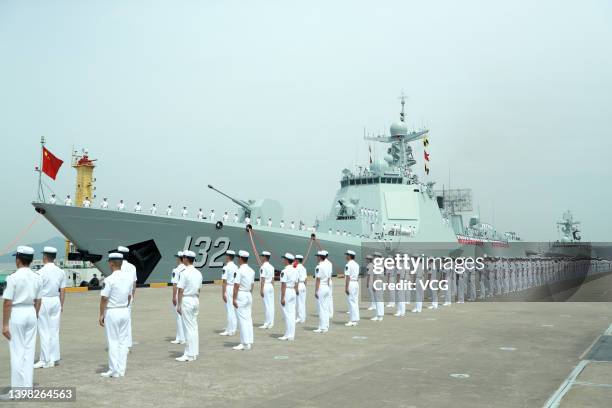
{"left": 430, "top": 270, "right": 439, "bottom": 306}
{"left": 180, "top": 296, "right": 200, "bottom": 358}
{"left": 372, "top": 278, "right": 385, "bottom": 317}
{"left": 328, "top": 280, "right": 334, "bottom": 318}
{"left": 296, "top": 282, "right": 306, "bottom": 323}
{"left": 396, "top": 282, "right": 406, "bottom": 315}
{"left": 468, "top": 271, "right": 477, "bottom": 301}
{"left": 126, "top": 302, "right": 133, "bottom": 348}
{"left": 9, "top": 306, "right": 37, "bottom": 388}
{"left": 414, "top": 275, "right": 424, "bottom": 311}
{"left": 282, "top": 289, "right": 297, "bottom": 339}
{"left": 386, "top": 274, "right": 396, "bottom": 306}
{"left": 236, "top": 291, "right": 253, "bottom": 345}
{"left": 456, "top": 273, "right": 465, "bottom": 302}
{"left": 444, "top": 272, "right": 454, "bottom": 304}
{"left": 174, "top": 302, "right": 185, "bottom": 342}
{"left": 347, "top": 281, "right": 360, "bottom": 322}
{"left": 38, "top": 296, "right": 61, "bottom": 363}
{"left": 104, "top": 307, "right": 129, "bottom": 376}
{"left": 317, "top": 285, "right": 330, "bottom": 330}
{"left": 487, "top": 271, "right": 495, "bottom": 297}
{"left": 263, "top": 283, "right": 275, "bottom": 327}
{"left": 367, "top": 279, "right": 375, "bottom": 308}
{"left": 225, "top": 285, "right": 237, "bottom": 333}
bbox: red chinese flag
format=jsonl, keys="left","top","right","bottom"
{"left": 42, "top": 147, "right": 64, "bottom": 180}
{"left": 424, "top": 151, "right": 430, "bottom": 162}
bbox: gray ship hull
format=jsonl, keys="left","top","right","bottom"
{"left": 33, "top": 202, "right": 366, "bottom": 283}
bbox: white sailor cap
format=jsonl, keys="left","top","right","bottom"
{"left": 43, "top": 246, "right": 58, "bottom": 254}
{"left": 317, "top": 250, "right": 329, "bottom": 257}
{"left": 365, "top": 254, "right": 374, "bottom": 260}
{"left": 295, "top": 254, "right": 304, "bottom": 260}
{"left": 260, "top": 250, "right": 271, "bottom": 257}
{"left": 282, "top": 253, "right": 295, "bottom": 261}
{"left": 226, "top": 250, "right": 236, "bottom": 256}
{"left": 14, "top": 246, "right": 35, "bottom": 257}
{"left": 117, "top": 246, "right": 130, "bottom": 253}
{"left": 345, "top": 249, "right": 356, "bottom": 256}
{"left": 174, "top": 251, "right": 184, "bottom": 258}
{"left": 238, "top": 250, "right": 249, "bottom": 258}
{"left": 183, "top": 250, "right": 196, "bottom": 258}
{"left": 108, "top": 252, "right": 123, "bottom": 260}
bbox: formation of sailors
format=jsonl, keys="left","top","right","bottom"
{"left": 4, "top": 242, "right": 610, "bottom": 393}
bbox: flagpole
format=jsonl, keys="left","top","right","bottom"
{"left": 38, "top": 136, "right": 46, "bottom": 202}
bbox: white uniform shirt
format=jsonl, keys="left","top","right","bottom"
{"left": 222, "top": 261, "right": 238, "bottom": 286}
{"left": 101, "top": 200, "right": 109, "bottom": 209}
{"left": 134, "top": 204, "right": 142, "bottom": 212}
{"left": 150, "top": 206, "right": 157, "bottom": 214}
{"left": 296, "top": 263, "right": 307, "bottom": 283}
{"left": 345, "top": 259, "right": 360, "bottom": 281}
{"left": 177, "top": 265, "right": 203, "bottom": 296}
{"left": 64, "top": 197, "right": 72, "bottom": 206}
{"left": 117, "top": 202, "right": 125, "bottom": 211}
{"left": 101, "top": 270, "right": 132, "bottom": 308}
{"left": 121, "top": 260, "right": 137, "bottom": 291}
{"left": 171, "top": 263, "right": 186, "bottom": 285}
{"left": 38, "top": 263, "right": 66, "bottom": 297}
{"left": 82, "top": 199, "right": 91, "bottom": 208}
{"left": 209, "top": 211, "right": 215, "bottom": 221}
{"left": 2, "top": 267, "right": 42, "bottom": 306}
{"left": 49, "top": 196, "right": 57, "bottom": 204}
{"left": 259, "top": 261, "right": 275, "bottom": 284}
{"left": 181, "top": 208, "right": 188, "bottom": 217}
{"left": 280, "top": 265, "right": 298, "bottom": 288}
{"left": 222, "top": 213, "right": 229, "bottom": 223}
{"left": 235, "top": 264, "right": 255, "bottom": 291}
{"left": 315, "top": 261, "right": 332, "bottom": 285}
{"left": 166, "top": 207, "right": 173, "bottom": 216}
{"left": 197, "top": 210, "right": 204, "bottom": 220}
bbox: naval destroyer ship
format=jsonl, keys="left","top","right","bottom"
{"left": 32, "top": 98, "right": 531, "bottom": 283}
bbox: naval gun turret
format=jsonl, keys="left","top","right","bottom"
{"left": 208, "top": 184, "right": 283, "bottom": 224}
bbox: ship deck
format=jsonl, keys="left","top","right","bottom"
{"left": 2, "top": 275, "right": 612, "bottom": 407}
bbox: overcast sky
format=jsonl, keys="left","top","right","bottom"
{"left": 0, "top": 0, "right": 611, "bottom": 251}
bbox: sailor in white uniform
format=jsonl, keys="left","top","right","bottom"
{"left": 197, "top": 209, "right": 204, "bottom": 221}
{"left": 232, "top": 250, "right": 255, "bottom": 350}
{"left": 442, "top": 262, "right": 454, "bottom": 306}
{"left": 181, "top": 207, "right": 188, "bottom": 217}
{"left": 223, "top": 211, "right": 229, "bottom": 223}
{"left": 344, "top": 250, "right": 360, "bottom": 326}
{"left": 258, "top": 251, "right": 275, "bottom": 329}
{"left": 134, "top": 202, "right": 142, "bottom": 212}
{"left": 369, "top": 252, "right": 385, "bottom": 321}
{"left": 150, "top": 203, "right": 157, "bottom": 214}
{"left": 209, "top": 209, "right": 215, "bottom": 222}
{"left": 116, "top": 200, "right": 125, "bottom": 211}
{"left": 267, "top": 217, "right": 272, "bottom": 227}
{"left": 117, "top": 246, "right": 137, "bottom": 348}
{"left": 256, "top": 216, "right": 261, "bottom": 226}
{"left": 49, "top": 194, "right": 57, "bottom": 204}
{"left": 34, "top": 247, "right": 65, "bottom": 369}
{"left": 233, "top": 213, "right": 239, "bottom": 223}
{"left": 220, "top": 250, "right": 238, "bottom": 336}
{"left": 314, "top": 250, "right": 331, "bottom": 332}
{"left": 364, "top": 255, "right": 376, "bottom": 310}
{"left": 101, "top": 198, "right": 109, "bottom": 209}
{"left": 99, "top": 253, "right": 132, "bottom": 377}
{"left": 82, "top": 197, "right": 91, "bottom": 208}
{"left": 170, "top": 251, "right": 186, "bottom": 344}
{"left": 3, "top": 246, "right": 41, "bottom": 389}
{"left": 279, "top": 253, "right": 298, "bottom": 341}
{"left": 166, "top": 205, "right": 173, "bottom": 216}
{"left": 176, "top": 250, "right": 202, "bottom": 361}
{"left": 295, "top": 255, "right": 307, "bottom": 324}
